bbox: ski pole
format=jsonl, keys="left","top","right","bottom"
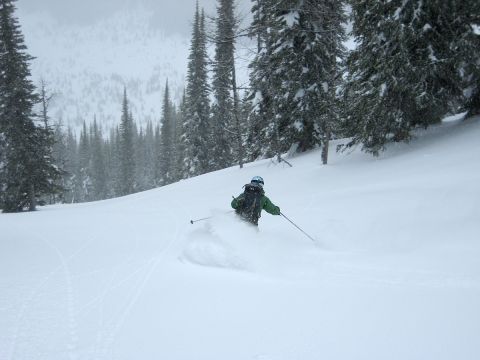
{"left": 190, "top": 210, "right": 234, "bottom": 224}
{"left": 280, "top": 212, "right": 316, "bottom": 243}
{"left": 190, "top": 216, "right": 212, "bottom": 224}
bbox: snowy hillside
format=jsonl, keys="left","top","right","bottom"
{"left": 18, "top": 8, "right": 190, "bottom": 132}
{"left": 17, "top": 6, "right": 252, "bottom": 133}
{"left": 1, "top": 116, "right": 480, "bottom": 360}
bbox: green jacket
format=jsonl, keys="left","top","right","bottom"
{"left": 231, "top": 190, "right": 281, "bottom": 217}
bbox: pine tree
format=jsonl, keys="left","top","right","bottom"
{"left": 183, "top": 4, "right": 211, "bottom": 177}
{"left": 306, "top": 0, "right": 346, "bottom": 165}
{"left": 159, "top": 80, "right": 175, "bottom": 185}
{"left": 344, "top": 0, "right": 477, "bottom": 154}
{"left": 118, "top": 88, "right": 135, "bottom": 195}
{"left": 248, "top": 0, "right": 346, "bottom": 163}
{"left": 143, "top": 120, "right": 156, "bottom": 189}
{"left": 134, "top": 126, "right": 146, "bottom": 192}
{"left": 59, "top": 126, "right": 78, "bottom": 203}
{"left": 90, "top": 118, "right": 107, "bottom": 200}
{"left": 0, "top": 0, "right": 60, "bottom": 211}
{"left": 37, "top": 80, "right": 63, "bottom": 203}
{"left": 77, "top": 121, "right": 91, "bottom": 201}
{"left": 174, "top": 91, "right": 188, "bottom": 181}
{"left": 51, "top": 120, "right": 68, "bottom": 203}
{"left": 106, "top": 126, "right": 122, "bottom": 198}
{"left": 211, "top": 0, "right": 241, "bottom": 170}
{"left": 448, "top": 0, "right": 480, "bottom": 116}
{"left": 247, "top": 0, "right": 278, "bottom": 160}
{"left": 154, "top": 123, "right": 162, "bottom": 186}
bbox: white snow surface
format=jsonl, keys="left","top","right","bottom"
{"left": 1, "top": 117, "right": 480, "bottom": 360}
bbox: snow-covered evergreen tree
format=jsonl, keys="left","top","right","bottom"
{"left": 211, "top": 0, "right": 239, "bottom": 170}
{"left": 118, "top": 88, "right": 135, "bottom": 195}
{"left": 247, "top": 0, "right": 278, "bottom": 160}
{"left": 133, "top": 122, "right": 156, "bottom": 193}
{"left": 154, "top": 123, "right": 162, "bottom": 186}
{"left": 77, "top": 122, "right": 92, "bottom": 201}
{"left": 248, "top": 0, "right": 346, "bottom": 163}
{"left": 344, "top": 0, "right": 478, "bottom": 154}
{"left": 134, "top": 127, "right": 147, "bottom": 191}
{"left": 449, "top": 0, "right": 480, "bottom": 116}
{"left": 37, "top": 81, "right": 63, "bottom": 204}
{"left": 143, "top": 120, "right": 156, "bottom": 189}
{"left": 0, "top": 0, "right": 60, "bottom": 211}
{"left": 183, "top": 4, "right": 211, "bottom": 177}
{"left": 51, "top": 121, "right": 68, "bottom": 203}
{"left": 174, "top": 91, "right": 187, "bottom": 181}
{"left": 106, "top": 126, "right": 121, "bottom": 199}
{"left": 90, "top": 118, "right": 107, "bottom": 200}
{"left": 53, "top": 124, "right": 78, "bottom": 203}
{"left": 159, "top": 80, "right": 175, "bottom": 185}
{"left": 278, "top": 0, "right": 345, "bottom": 162}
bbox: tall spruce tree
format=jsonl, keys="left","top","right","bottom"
{"left": 109, "top": 126, "right": 123, "bottom": 198}
{"left": 37, "top": 80, "right": 63, "bottom": 203}
{"left": 247, "top": 0, "right": 278, "bottom": 160}
{"left": 143, "top": 120, "right": 156, "bottom": 189}
{"left": 51, "top": 120, "right": 68, "bottom": 203}
{"left": 0, "top": 0, "right": 59, "bottom": 211}
{"left": 134, "top": 127, "right": 147, "bottom": 191}
{"left": 174, "top": 90, "right": 188, "bottom": 181}
{"left": 118, "top": 88, "right": 135, "bottom": 195}
{"left": 77, "top": 121, "right": 91, "bottom": 201}
{"left": 211, "top": 0, "right": 242, "bottom": 170}
{"left": 159, "top": 80, "right": 175, "bottom": 185}
{"left": 344, "top": 0, "right": 478, "bottom": 155}
{"left": 154, "top": 123, "right": 162, "bottom": 186}
{"left": 447, "top": 0, "right": 480, "bottom": 116}
{"left": 248, "top": 0, "right": 346, "bottom": 163}
{"left": 183, "top": 4, "right": 211, "bottom": 177}
{"left": 53, "top": 123, "right": 79, "bottom": 203}
{"left": 281, "top": 0, "right": 345, "bottom": 163}
{"left": 90, "top": 118, "right": 107, "bottom": 200}
{"left": 65, "top": 127, "right": 80, "bottom": 202}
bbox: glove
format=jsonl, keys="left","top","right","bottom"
{"left": 274, "top": 206, "right": 281, "bottom": 215}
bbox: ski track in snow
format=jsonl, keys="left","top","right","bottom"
{"left": 6, "top": 235, "right": 95, "bottom": 360}
{"left": 3, "top": 204, "right": 185, "bottom": 360}
{"left": 92, "top": 206, "right": 184, "bottom": 359}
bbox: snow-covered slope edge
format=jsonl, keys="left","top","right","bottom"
{"left": 1, "top": 118, "right": 479, "bottom": 360}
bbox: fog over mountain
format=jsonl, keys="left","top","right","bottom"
{"left": 15, "top": 0, "right": 252, "bottom": 133}
{"left": 17, "top": 0, "right": 220, "bottom": 36}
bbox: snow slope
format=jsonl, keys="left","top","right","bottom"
{"left": 1, "top": 117, "right": 480, "bottom": 360}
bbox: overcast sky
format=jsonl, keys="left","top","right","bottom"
{"left": 16, "top": 0, "right": 251, "bottom": 36}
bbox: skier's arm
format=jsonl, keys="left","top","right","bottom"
{"left": 262, "top": 196, "right": 281, "bottom": 215}
{"left": 231, "top": 194, "right": 244, "bottom": 209}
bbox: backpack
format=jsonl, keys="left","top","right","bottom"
{"left": 236, "top": 184, "right": 264, "bottom": 224}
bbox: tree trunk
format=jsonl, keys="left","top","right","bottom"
{"left": 321, "top": 126, "right": 330, "bottom": 165}
{"left": 231, "top": 64, "right": 244, "bottom": 169}
{"left": 29, "top": 183, "right": 36, "bottom": 211}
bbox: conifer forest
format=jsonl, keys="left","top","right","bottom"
{"left": 1, "top": 0, "right": 479, "bottom": 211}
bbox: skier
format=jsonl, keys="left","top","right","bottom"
{"left": 231, "top": 176, "right": 281, "bottom": 226}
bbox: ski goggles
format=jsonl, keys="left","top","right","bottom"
{"left": 251, "top": 179, "right": 264, "bottom": 187}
